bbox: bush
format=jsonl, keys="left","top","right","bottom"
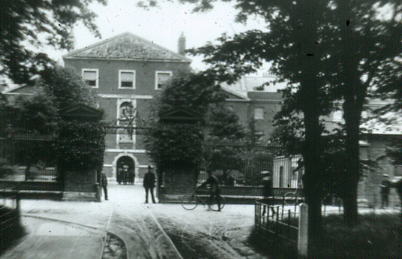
{"left": 249, "top": 214, "right": 401, "bottom": 259}
{"left": 0, "top": 158, "right": 16, "bottom": 178}
{"left": 311, "top": 214, "right": 401, "bottom": 259}
{"left": 55, "top": 121, "right": 105, "bottom": 171}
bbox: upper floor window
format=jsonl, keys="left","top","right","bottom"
{"left": 155, "top": 71, "right": 172, "bottom": 90}
{"left": 82, "top": 69, "right": 98, "bottom": 88}
{"left": 119, "top": 70, "right": 136, "bottom": 89}
{"left": 254, "top": 108, "right": 264, "bottom": 120}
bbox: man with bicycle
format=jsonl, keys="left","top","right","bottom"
{"left": 197, "top": 171, "right": 222, "bottom": 211}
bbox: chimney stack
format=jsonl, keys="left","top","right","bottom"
{"left": 178, "top": 32, "right": 186, "bottom": 56}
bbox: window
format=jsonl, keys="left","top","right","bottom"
{"left": 155, "top": 71, "right": 172, "bottom": 90}
{"left": 119, "top": 70, "right": 135, "bottom": 88}
{"left": 254, "top": 108, "right": 264, "bottom": 120}
{"left": 82, "top": 69, "right": 98, "bottom": 88}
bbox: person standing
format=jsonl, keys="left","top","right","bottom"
{"left": 261, "top": 171, "right": 273, "bottom": 198}
{"left": 143, "top": 166, "right": 156, "bottom": 203}
{"left": 101, "top": 172, "right": 108, "bottom": 200}
{"left": 380, "top": 174, "right": 391, "bottom": 208}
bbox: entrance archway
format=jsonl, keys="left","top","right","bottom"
{"left": 116, "top": 156, "right": 135, "bottom": 185}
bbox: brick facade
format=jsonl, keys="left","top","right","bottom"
{"left": 63, "top": 33, "right": 191, "bottom": 182}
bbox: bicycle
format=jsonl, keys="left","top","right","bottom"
{"left": 283, "top": 188, "right": 304, "bottom": 206}
{"left": 181, "top": 188, "right": 226, "bottom": 211}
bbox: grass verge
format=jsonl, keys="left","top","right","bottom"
{"left": 248, "top": 213, "right": 401, "bottom": 259}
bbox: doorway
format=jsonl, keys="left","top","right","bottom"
{"left": 116, "top": 156, "right": 135, "bottom": 184}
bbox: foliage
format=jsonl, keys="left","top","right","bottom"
{"left": 0, "top": 158, "right": 16, "bottom": 178}
{"left": 310, "top": 214, "right": 401, "bottom": 259}
{"left": 142, "top": 0, "right": 335, "bottom": 235}
{"left": 40, "top": 67, "right": 97, "bottom": 110}
{"left": 145, "top": 72, "right": 222, "bottom": 169}
{"left": 55, "top": 121, "right": 105, "bottom": 171}
{"left": 203, "top": 104, "right": 246, "bottom": 175}
{"left": 157, "top": 71, "right": 224, "bottom": 116}
{"left": 13, "top": 92, "right": 60, "bottom": 134}
{"left": 0, "top": 0, "right": 106, "bottom": 85}
{"left": 146, "top": 123, "right": 204, "bottom": 169}
{"left": 249, "top": 214, "right": 401, "bottom": 259}
{"left": 0, "top": 67, "right": 104, "bottom": 173}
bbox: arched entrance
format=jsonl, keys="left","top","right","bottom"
{"left": 116, "top": 156, "right": 135, "bottom": 185}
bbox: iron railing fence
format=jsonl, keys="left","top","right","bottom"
{"left": 0, "top": 137, "right": 57, "bottom": 182}
{"left": 255, "top": 200, "right": 299, "bottom": 244}
{"left": 0, "top": 189, "right": 21, "bottom": 248}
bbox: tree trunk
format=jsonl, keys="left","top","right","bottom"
{"left": 342, "top": 105, "right": 361, "bottom": 226}
{"left": 297, "top": 0, "right": 324, "bottom": 238}
{"left": 338, "top": 0, "right": 363, "bottom": 226}
{"left": 343, "top": 179, "right": 359, "bottom": 226}
{"left": 302, "top": 109, "right": 323, "bottom": 237}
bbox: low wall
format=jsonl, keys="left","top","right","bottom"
{"left": 0, "top": 181, "right": 62, "bottom": 191}
{"left": 62, "top": 169, "right": 99, "bottom": 201}
{"left": 159, "top": 185, "right": 299, "bottom": 204}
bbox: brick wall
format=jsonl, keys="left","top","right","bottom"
{"left": 64, "top": 58, "right": 190, "bottom": 181}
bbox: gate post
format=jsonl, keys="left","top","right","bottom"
{"left": 298, "top": 203, "right": 308, "bottom": 258}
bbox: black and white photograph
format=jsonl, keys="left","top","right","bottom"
{"left": 0, "top": 0, "right": 401, "bottom": 258}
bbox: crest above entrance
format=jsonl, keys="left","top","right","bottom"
{"left": 61, "top": 104, "right": 103, "bottom": 121}
{"left": 159, "top": 108, "right": 203, "bottom": 124}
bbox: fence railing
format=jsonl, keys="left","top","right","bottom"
{"left": 0, "top": 189, "right": 21, "bottom": 248}
{"left": 255, "top": 200, "right": 299, "bottom": 244}
{"left": 255, "top": 199, "right": 309, "bottom": 257}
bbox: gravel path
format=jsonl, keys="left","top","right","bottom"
{"left": 13, "top": 184, "right": 268, "bottom": 259}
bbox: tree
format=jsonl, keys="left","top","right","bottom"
{"left": 40, "top": 67, "right": 97, "bottom": 110}
{"left": 204, "top": 104, "right": 246, "bottom": 184}
{"left": 142, "top": 0, "right": 401, "bottom": 229}
{"left": 141, "top": 0, "right": 331, "bottom": 236}
{"left": 0, "top": 67, "right": 104, "bottom": 179}
{"left": 0, "top": 0, "right": 106, "bottom": 84}
{"left": 4, "top": 92, "right": 59, "bottom": 179}
{"left": 322, "top": 0, "right": 401, "bottom": 225}
{"left": 145, "top": 71, "right": 223, "bottom": 171}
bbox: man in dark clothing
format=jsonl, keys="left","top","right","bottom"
{"left": 101, "top": 172, "right": 108, "bottom": 200}
{"left": 198, "top": 171, "right": 222, "bottom": 211}
{"left": 143, "top": 166, "right": 156, "bottom": 203}
{"left": 380, "top": 174, "right": 391, "bottom": 208}
{"left": 261, "top": 171, "right": 273, "bottom": 198}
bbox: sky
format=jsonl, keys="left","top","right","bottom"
{"left": 49, "top": 0, "right": 266, "bottom": 71}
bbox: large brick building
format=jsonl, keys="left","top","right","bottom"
{"left": 60, "top": 32, "right": 285, "bottom": 182}
{"left": 63, "top": 32, "right": 191, "bottom": 181}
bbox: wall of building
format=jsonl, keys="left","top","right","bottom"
{"left": 64, "top": 59, "right": 190, "bottom": 96}
{"left": 64, "top": 58, "right": 190, "bottom": 182}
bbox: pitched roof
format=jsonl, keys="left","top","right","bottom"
{"left": 3, "top": 84, "right": 35, "bottom": 95}
{"left": 63, "top": 32, "right": 191, "bottom": 63}
{"left": 220, "top": 76, "right": 287, "bottom": 93}
{"left": 220, "top": 85, "right": 248, "bottom": 100}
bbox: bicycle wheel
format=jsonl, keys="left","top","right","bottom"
{"left": 283, "top": 192, "right": 296, "bottom": 205}
{"left": 209, "top": 196, "right": 226, "bottom": 211}
{"left": 181, "top": 194, "right": 198, "bottom": 210}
